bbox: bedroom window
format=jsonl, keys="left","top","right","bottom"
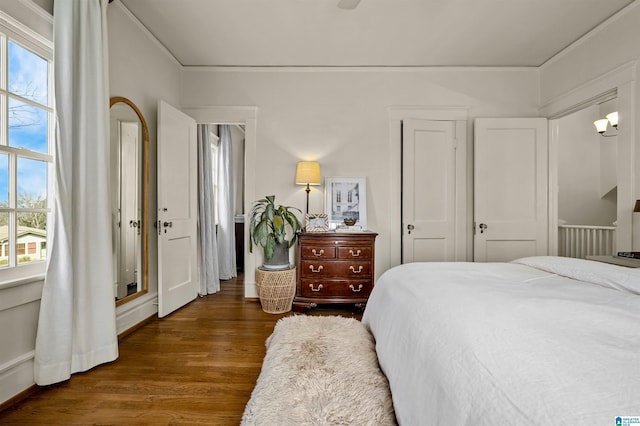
{"left": 0, "top": 24, "right": 53, "bottom": 281}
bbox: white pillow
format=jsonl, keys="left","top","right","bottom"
{"left": 512, "top": 256, "right": 640, "bottom": 295}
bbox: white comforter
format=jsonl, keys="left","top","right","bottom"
{"left": 362, "top": 256, "right": 640, "bottom": 425}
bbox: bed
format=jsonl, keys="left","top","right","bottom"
{"left": 361, "top": 256, "right": 640, "bottom": 425}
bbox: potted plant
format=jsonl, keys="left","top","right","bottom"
{"left": 249, "top": 195, "right": 303, "bottom": 270}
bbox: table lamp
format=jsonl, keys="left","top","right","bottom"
{"left": 295, "top": 161, "right": 321, "bottom": 214}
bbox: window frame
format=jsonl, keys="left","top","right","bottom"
{"left": 0, "top": 17, "right": 53, "bottom": 285}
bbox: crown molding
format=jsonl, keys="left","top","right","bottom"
{"left": 182, "top": 65, "right": 537, "bottom": 73}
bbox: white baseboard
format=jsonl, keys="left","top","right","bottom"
{"left": 116, "top": 294, "right": 158, "bottom": 335}
{"left": 0, "top": 351, "right": 34, "bottom": 405}
{"left": 245, "top": 281, "right": 258, "bottom": 298}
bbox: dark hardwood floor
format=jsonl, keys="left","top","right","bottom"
{"left": 0, "top": 274, "right": 363, "bottom": 425}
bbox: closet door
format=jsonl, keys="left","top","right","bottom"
{"left": 402, "top": 119, "right": 465, "bottom": 262}
{"left": 474, "top": 118, "right": 548, "bottom": 262}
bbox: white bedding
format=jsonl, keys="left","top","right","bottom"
{"left": 362, "top": 256, "right": 640, "bottom": 425}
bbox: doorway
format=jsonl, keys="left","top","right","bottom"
{"left": 182, "top": 106, "right": 258, "bottom": 297}
{"left": 551, "top": 98, "right": 618, "bottom": 258}
{"left": 541, "top": 63, "right": 635, "bottom": 253}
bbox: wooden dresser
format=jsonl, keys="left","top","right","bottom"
{"left": 293, "top": 231, "right": 377, "bottom": 312}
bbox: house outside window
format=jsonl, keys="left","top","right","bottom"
{"left": 0, "top": 19, "right": 53, "bottom": 279}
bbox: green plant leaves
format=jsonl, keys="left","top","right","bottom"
{"left": 253, "top": 220, "right": 269, "bottom": 246}
{"left": 273, "top": 215, "right": 285, "bottom": 244}
{"left": 264, "top": 234, "right": 276, "bottom": 260}
{"left": 265, "top": 203, "right": 275, "bottom": 222}
{"left": 248, "top": 195, "right": 303, "bottom": 258}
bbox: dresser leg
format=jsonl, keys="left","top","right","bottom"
{"left": 293, "top": 302, "right": 317, "bottom": 313}
{"left": 354, "top": 303, "right": 366, "bottom": 312}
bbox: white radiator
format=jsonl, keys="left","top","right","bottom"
{"left": 558, "top": 225, "right": 616, "bottom": 259}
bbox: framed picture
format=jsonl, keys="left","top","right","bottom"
{"left": 305, "top": 213, "right": 329, "bottom": 232}
{"left": 324, "top": 177, "right": 367, "bottom": 230}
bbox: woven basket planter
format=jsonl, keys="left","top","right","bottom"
{"left": 255, "top": 267, "right": 296, "bottom": 314}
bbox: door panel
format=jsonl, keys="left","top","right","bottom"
{"left": 157, "top": 100, "right": 198, "bottom": 317}
{"left": 474, "top": 118, "right": 548, "bottom": 262}
{"left": 402, "top": 119, "right": 456, "bottom": 262}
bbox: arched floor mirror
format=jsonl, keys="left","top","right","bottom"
{"left": 110, "top": 96, "right": 149, "bottom": 305}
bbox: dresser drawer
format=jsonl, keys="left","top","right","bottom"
{"left": 337, "top": 246, "right": 372, "bottom": 260}
{"left": 300, "top": 245, "right": 336, "bottom": 259}
{"left": 300, "top": 279, "right": 373, "bottom": 298}
{"left": 300, "top": 260, "right": 372, "bottom": 278}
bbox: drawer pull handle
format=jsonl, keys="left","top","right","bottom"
{"left": 349, "top": 249, "right": 361, "bottom": 257}
{"left": 349, "top": 284, "right": 363, "bottom": 293}
{"left": 312, "top": 249, "right": 324, "bottom": 257}
{"left": 309, "top": 284, "right": 324, "bottom": 292}
{"left": 309, "top": 265, "right": 324, "bottom": 273}
{"left": 350, "top": 265, "right": 363, "bottom": 274}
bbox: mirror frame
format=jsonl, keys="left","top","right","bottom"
{"left": 111, "top": 96, "right": 149, "bottom": 306}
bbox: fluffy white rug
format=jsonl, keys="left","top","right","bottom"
{"left": 241, "top": 315, "right": 397, "bottom": 425}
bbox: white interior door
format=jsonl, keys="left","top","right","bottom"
{"left": 474, "top": 118, "right": 548, "bottom": 262}
{"left": 402, "top": 119, "right": 457, "bottom": 262}
{"left": 157, "top": 100, "right": 198, "bottom": 317}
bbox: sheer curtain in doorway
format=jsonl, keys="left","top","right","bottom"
{"left": 197, "top": 124, "right": 220, "bottom": 294}
{"left": 217, "top": 125, "right": 237, "bottom": 280}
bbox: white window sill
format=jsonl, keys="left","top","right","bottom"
{"left": 0, "top": 263, "right": 46, "bottom": 290}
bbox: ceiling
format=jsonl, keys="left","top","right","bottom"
{"left": 118, "top": 0, "right": 636, "bottom": 67}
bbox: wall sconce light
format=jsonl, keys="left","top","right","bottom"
{"left": 295, "top": 161, "right": 321, "bottom": 214}
{"left": 594, "top": 111, "right": 618, "bottom": 137}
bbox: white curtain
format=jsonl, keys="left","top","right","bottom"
{"left": 34, "top": 0, "right": 118, "bottom": 386}
{"left": 197, "top": 124, "right": 220, "bottom": 294}
{"left": 217, "top": 125, "right": 237, "bottom": 280}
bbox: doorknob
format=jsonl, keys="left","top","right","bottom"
{"left": 479, "top": 223, "right": 488, "bottom": 234}
{"left": 407, "top": 224, "right": 415, "bottom": 235}
{"left": 162, "top": 221, "right": 173, "bottom": 234}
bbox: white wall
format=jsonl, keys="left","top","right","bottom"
{"left": 108, "top": 1, "right": 182, "bottom": 333}
{"left": 181, "top": 67, "right": 540, "bottom": 295}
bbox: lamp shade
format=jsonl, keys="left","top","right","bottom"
{"left": 593, "top": 118, "right": 609, "bottom": 134}
{"left": 295, "top": 161, "right": 321, "bottom": 186}
{"left": 606, "top": 111, "right": 619, "bottom": 128}
{"left": 634, "top": 200, "right": 640, "bottom": 213}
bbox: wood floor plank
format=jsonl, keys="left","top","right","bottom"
{"left": 0, "top": 274, "right": 362, "bottom": 425}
